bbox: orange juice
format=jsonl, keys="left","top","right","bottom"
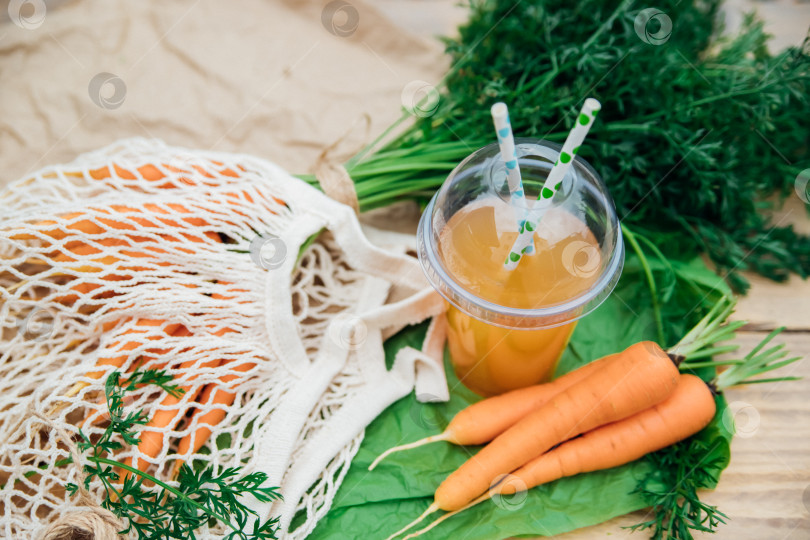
{"left": 438, "top": 200, "right": 601, "bottom": 396}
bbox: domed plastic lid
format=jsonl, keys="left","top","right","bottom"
{"left": 417, "top": 139, "right": 624, "bottom": 330}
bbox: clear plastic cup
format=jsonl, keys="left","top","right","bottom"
{"left": 417, "top": 139, "right": 624, "bottom": 396}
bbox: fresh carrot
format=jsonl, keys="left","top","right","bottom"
{"left": 10, "top": 202, "right": 212, "bottom": 242}
{"left": 434, "top": 341, "right": 679, "bottom": 513}
{"left": 399, "top": 373, "right": 715, "bottom": 540}
{"left": 395, "top": 323, "right": 802, "bottom": 540}
{"left": 88, "top": 160, "right": 287, "bottom": 212}
{"left": 121, "top": 326, "right": 220, "bottom": 478}
{"left": 502, "top": 373, "right": 715, "bottom": 493}
{"left": 48, "top": 241, "right": 152, "bottom": 276}
{"left": 369, "top": 298, "right": 744, "bottom": 471}
{"left": 40, "top": 208, "right": 221, "bottom": 305}
{"left": 55, "top": 223, "right": 222, "bottom": 400}
{"left": 64, "top": 318, "right": 181, "bottom": 400}
{"left": 384, "top": 341, "right": 679, "bottom": 537}
{"left": 123, "top": 280, "right": 244, "bottom": 479}
{"left": 52, "top": 276, "right": 127, "bottom": 305}
{"left": 80, "top": 343, "right": 181, "bottom": 428}
{"left": 171, "top": 359, "right": 254, "bottom": 474}
{"left": 46, "top": 319, "right": 180, "bottom": 418}
{"left": 368, "top": 354, "right": 618, "bottom": 471}
{"left": 89, "top": 160, "right": 250, "bottom": 193}
{"left": 48, "top": 231, "right": 218, "bottom": 276}
{"left": 89, "top": 162, "right": 203, "bottom": 190}
{"left": 172, "top": 282, "right": 253, "bottom": 475}
{"left": 10, "top": 210, "right": 147, "bottom": 242}
{"left": 89, "top": 161, "right": 225, "bottom": 185}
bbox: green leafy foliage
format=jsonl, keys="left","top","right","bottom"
{"left": 65, "top": 369, "right": 281, "bottom": 539}
{"left": 310, "top": 253, "right": 735, "bottom": 539}
{"left": 327, "top": 0, "right": 810, "bottom": 292}
{"left": 629, "top": 408, "right": 731, "bottom": 539}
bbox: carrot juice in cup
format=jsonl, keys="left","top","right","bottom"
{"left": 417, "top": 138, "right": 623, "bottom": 396}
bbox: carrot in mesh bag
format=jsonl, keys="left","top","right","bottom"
{"left": 60, "top": 322, "right": 209, "bottom": 472}
{"left": 7, "top": 161, "right": 276, "bottom": 473}
{"left": 120, "top": 325, "right": 214, "bottom": 479}
{"left": 47, "top": 230, "right": 222, "bottom": 274}
{"left": 121, "top": 314, "right": 247, "bottom": 479}
{"left": 7, "top": 178, "right": 254, "bottom": 438}
{"left": 50, "top": 318, "right": 184, "bottom": 409}
{"left": 88, "top": 160, "right": 242, "bottom": 188}
{"left": 80, "top": 340, "right": 184, "bottom": 428}
{"left": 172, "top": 282, "right": 254, "bottom": 476}
{"left": 36, "top": 210, "right": 225, "bottom": 416}
{"left": 46, "top": 237, "right": 166, "bottom": 306}
{"left": 173, "top": 360, "right": 254, "bottom": 466}
{"left": 10, "top": 204, "right": 214, "bottom": 243}
{"left": 78, "top": 290, "right": 237, "bottom": 424}
{"left": 8, "top": 202, "right": 221, "bottom": 305}
{"left": 87, "top": 159, "right": 288, "bottom": 211}
{"left": 71, "top": 278, "right": 242, "bottom": 478}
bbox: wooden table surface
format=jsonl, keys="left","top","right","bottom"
{"left": 376, "top": 1, "right": 810, "bottom": 538}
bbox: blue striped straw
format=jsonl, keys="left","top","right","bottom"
{"left": 491, "top": 102, "right": 534, "bottom": 254}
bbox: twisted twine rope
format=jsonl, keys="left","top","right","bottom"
{"left": 313, "top": 114, "right": 371, "bottom": 214}
{"left": 30, "top": 409, "right": 126, "bottom": 540}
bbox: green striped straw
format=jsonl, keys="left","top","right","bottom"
{"left": 491, "top": 102, "right": 534, "bottom": 254}
{"left": 504, "top": 98, "right": 602, "bottom": 270}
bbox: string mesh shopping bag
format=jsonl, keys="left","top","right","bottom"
{"left": 0, "top": 138, "right": 448, "bottom": 539}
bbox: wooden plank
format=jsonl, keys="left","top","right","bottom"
{"left": 736, "top": 275, "right": 810, "bottom": 331}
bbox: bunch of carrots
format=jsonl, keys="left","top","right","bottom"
{"left": 371, "top": 297, "right": 800, "bottom": 539}
{"left": 7, "top": 159, "right": 280, "bottom": 477}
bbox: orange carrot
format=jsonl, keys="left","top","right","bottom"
{"left": 52, "top": 276, "right": 127, "bottom": 305}
{"left": 8, "top": 196, "right": 215, "bottom": 243}
{"left": 400, "top": 374, "right": 716, "bottom": 540}
{"left": 49, "top": 241, "right": 152, "bottom": 275}
{"left": 122, "top": 326, "right": 220, "bottom": 478}
{"left": 89, "top": 160, "right": 287, "bottom": 211}
{"left": 80, "top": 344, "right": 182, "bottom": 428}
{"left": 63, "top": 318, "right": 181, "bottom": 399}
{"left": 370, "top": 299, "right": 745, "bottom": 473}
{"left": 172, "top": 359, "right": 254, "bottom": 469}
{"left": 431, "top": 342, "right": 678, "bottom": 515}
{"left": 89, "top": 162, "right": 201, "bottom": 190}
{"left": 121, "top": 276, "right": 239, "bottom": 478}
{"left": 61, "top": 230, "right": 222, "bottom": 410}
{"left": 172, "top": 282, "right": 253, "bottom": 474}
{"left": 46, "top": 319, "right": 180, "bottom": 418}
{"left": 383, "top": 342, "right": 679, "bottom": 538}
{"left": 89, "top": 160, "right": 241, "bottom": 190}
{"left": 10, "top": 210, "right": 142, "bottom": 242}
{"left": 368, "top": 354, "right": 619, "bottom": 470}
{"left": 501, "top": 373, "right": 715, "bottom": 493}
{"left": 48, "top": 231, "right": 217, "bottom": 275}
{"left": 42, "top": 211, "right": 221, "bottom": 305}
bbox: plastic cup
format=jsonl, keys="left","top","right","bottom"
{"left": 417, "top": 139, "right": 624, "bottom": 396}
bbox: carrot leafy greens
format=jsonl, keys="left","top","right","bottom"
{"left": 65, "top": 369, "right": 281, "bottom": 539}
{"left": 300, "top": 0, "right": 810, "bottom": 293}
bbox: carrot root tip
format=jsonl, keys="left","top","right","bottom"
{"left": 402, "top": 494, "right": 490, "bottom": 540}
{"left": 368, "top": 432, "right": 451, "bottom": 471}
{"left": 384, "top": 502, "right": 439, "bottom": 540}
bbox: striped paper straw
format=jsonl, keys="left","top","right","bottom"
{"left": 504, "top": 98, "right": 602, "bottom": 270}
{"left": 491, "top": 102, "right": 534, "bottom": 254}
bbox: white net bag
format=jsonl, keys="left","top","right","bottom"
{"left": 0, "top": 138, "right": 448, "bottom": 539}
